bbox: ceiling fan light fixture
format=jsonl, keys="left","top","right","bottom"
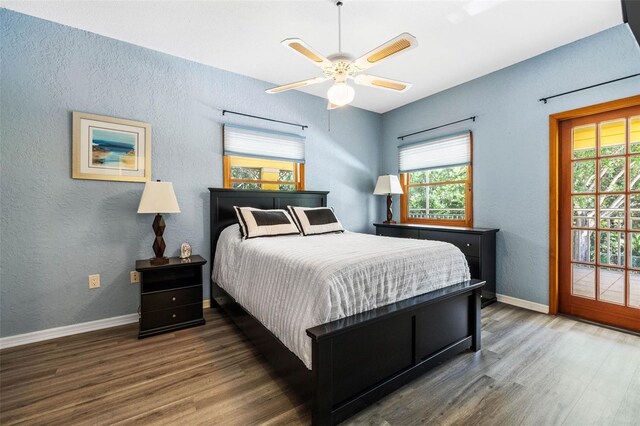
{"left": 327, "top": 82, "right": 355, "bottom": 106}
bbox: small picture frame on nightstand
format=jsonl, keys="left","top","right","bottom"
{"left": 180, "top": 242, "right": 192, "bottom": 259}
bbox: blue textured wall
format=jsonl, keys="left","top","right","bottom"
{"left": 0, "top": 10, "right": 382, "bottom": 337}
{"left": 2, "top": 9, "right": 640, "bottom": 338}
{"left": 381, "top": 24, "right": 640, "bottom": 305}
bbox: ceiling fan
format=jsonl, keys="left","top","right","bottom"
{"left": 266, "top": 1, "right": 418, "bottom": 110}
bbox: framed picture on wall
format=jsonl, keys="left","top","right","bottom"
{"left": 72, "top": 112, "right": 151, "bottom": 182}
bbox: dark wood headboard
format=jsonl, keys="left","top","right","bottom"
{"left": 208, "top": 188, "right": 329, "bottom": 276}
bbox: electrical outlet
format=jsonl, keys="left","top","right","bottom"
{"left": 130, "top": 271, "right": 140, "bottom": 284}
{"left": 88, "top": 274, "right": 100, "bottom": 289}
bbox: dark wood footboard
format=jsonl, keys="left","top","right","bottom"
{"left": 306, "top": 279, "right": 483, "bottom": 425}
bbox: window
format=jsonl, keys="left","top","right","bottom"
{"left": 223, "top": 125, "right": 305, "bottom": 191}
{"left": 399, "top": 131, "right": 473, "bottom": 227}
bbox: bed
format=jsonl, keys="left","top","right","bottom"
{"left": 209, "top": 188, "right": 484, "bottom": 425}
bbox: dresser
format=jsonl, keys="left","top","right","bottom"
{"left": 374, "top": 223, "right": 499, "bottom": 307}
{"left": 136, "top": 255, "right": 207, "bottom": 338}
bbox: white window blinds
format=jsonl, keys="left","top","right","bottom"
{"left": 398, "top": 131, "right": 471, "bottom": 173}
{"left": 223, "top": 124, "right": 305, "bottom": 163}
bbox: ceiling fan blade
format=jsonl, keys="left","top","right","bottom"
{"left": 354, "top": 74, "right": 412, "bottom": 92}
{"left": 327, "top": 102, "right": 341, "bottom": 110}
{"left": 281, "top": 38, "right": 333, "bottom": 68}
{"left": 353, "top": 33, "right": 418, "bottom": 71}
{"left": 266, "top": 76, "right": 328, "bottom": 94}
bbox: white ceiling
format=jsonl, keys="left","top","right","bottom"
{"left": 2, "top": 0, "right": 623, "bottom": 113}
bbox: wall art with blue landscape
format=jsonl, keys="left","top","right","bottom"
{"left": 90, "top": 128, "right": 137, "bottom": 170}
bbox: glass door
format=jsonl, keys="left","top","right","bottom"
{"left": 559, "top": 105, "right": 640, "bottom": 332}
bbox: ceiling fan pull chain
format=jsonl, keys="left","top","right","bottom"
{"left": 337, "top": 1, "right": 343, "bottom": 54}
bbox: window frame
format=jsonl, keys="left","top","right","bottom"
{"left": 223, "top": 155, "right": 305, "bottom": 191}
{"left": 400, "top": 133, "right": 473, "bottom": 227}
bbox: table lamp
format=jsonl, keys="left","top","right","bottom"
{"left": 373, "top": 175, "right": 403, "bottom": 224}
{"left": 137, "top": 180, "right": 181, "bottom": 265}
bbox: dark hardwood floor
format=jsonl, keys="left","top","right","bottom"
{"left": 1, "top": 303, "right": 639, "bottom": 425}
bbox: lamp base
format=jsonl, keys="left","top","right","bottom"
{"left": 151, "top": 213, "right": 168, "bottom": 264}
{"left": 382, "top": 220, "right": 397, "bottom": 224}
{"left": 385, "top": 194, "right": 395, "bottom": 224}
{"left": 150, "top": 256, "right": 169, "bottom": 265}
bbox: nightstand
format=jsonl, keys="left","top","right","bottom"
{"left": 135, "top": 255, "right": 207, "bottom": 338}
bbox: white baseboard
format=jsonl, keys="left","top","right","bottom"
{"left": 0, "top": 313, "right": 139, "bottom": 350}
{"left": 496, "top": 293, "right": 549, "bottom": 314}
{"left": 0, "top": 299, "right": 212, "bottom": 350}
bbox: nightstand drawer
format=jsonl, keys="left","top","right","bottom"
{"left": 140, "top": 303, "right": 203, "bottom": 331}
{"left": 141, "top": 286, "right": 202, "bottom": 313}
{"left": 418, "top": 230, "right": 481, "bottom": 257}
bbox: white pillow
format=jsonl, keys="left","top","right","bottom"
{"left": 233, "top": 207, "right": 300, "bottom": 239}
{"left": 288, "top": 206, "right": 344, "bottom": 236}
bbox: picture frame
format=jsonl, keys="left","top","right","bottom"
{"left": 72, "top": 112, "right": 151, "bottom": 182}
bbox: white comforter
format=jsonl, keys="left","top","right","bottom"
{"left": 213, "top": 226, "right": 470, "bottom": 369}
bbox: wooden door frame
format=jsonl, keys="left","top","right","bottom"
{"left": 549, "top": 95, "right": 640, "bottom": 315}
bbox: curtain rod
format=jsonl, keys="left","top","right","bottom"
{"left": 222, "top": 110, "right": 308, "bottom": 130}
{"left": 397, "top": 116, "right": 476, "bottom": 140}
{"left": 539, "top": 73, "right": 640, "bottom": 104}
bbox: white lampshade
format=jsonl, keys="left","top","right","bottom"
{"left": 327, "top": 82, "right": 355, "bottom": 106}
{"left": 373, "top": 175, "right": 403, "bottom": 195}
{"left": 137, "top": 181, "right": 181, "bottom": 214}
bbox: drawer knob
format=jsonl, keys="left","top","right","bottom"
{"left": 172, "top": 297, "right": 176, "bottom": 301}
{"left": 172, "top": 314, "right": 176, "bottom": 318}
{"left": 466, "top": 243, "right": 471, "bottom": 247}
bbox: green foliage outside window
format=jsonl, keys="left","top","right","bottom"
{"left": 230, "top": 166, "right": 297, "bottom": 191}
{"left": 231, "top": 166, "right": 262, "bottom": 190}
{"left": 408, "top": 166, "right": 467, "bottom": 220}
{"left": 278, "top": 170, "right": 296, "bottom": 191}
{"left": 572, "top": 156, "right": 640, "bottom": 267}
